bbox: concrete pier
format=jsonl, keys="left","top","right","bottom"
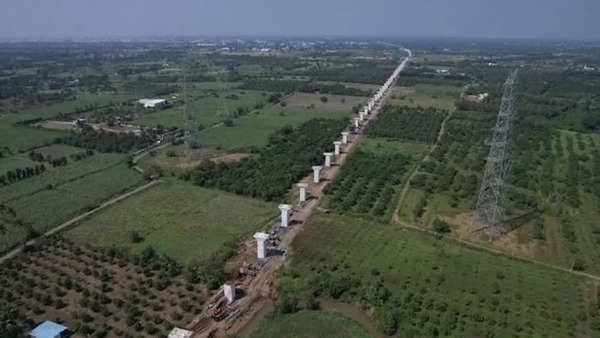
{"left": 312, "top": 166, "right": 322, "bottom": 183}
{"left": 224, "top": 283, "right": 235, "bottom": 303}
{"left": 341, "top": 132, "right": 349, "bottom": 144}
{"left": 253, "top": 232, "right": 269, "bottom": 259}
{"left": 279, "top": 204, "right": 291, "bottom": 227}
{"left": 297, "top": 183, "right": 308, "bottom": 202}
{"left": 324, "top": 152, "right": 333, "bottom": 167}
{"left": 333, "top": 141, "right": 342, "bottom": 155}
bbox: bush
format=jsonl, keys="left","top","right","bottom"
{"left": 223, "top": 119, "right": 234, "bottom": 127}
{"left": 573, "top": 258, "right": 585, "bottom": 271}
{"left": 129, "top": 231, "right": 144, "bottom": 243}
{"left": 277, "top": 293, "right": 299, "bottom": 314}
{"left": 433, "top": 219, "right": 451, "bottom": 233}
{"left": 374, "top": 305, "right": 398, "bottom": 336}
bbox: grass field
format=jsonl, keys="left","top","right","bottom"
{"left": 0, "top": 151, "right": 143, "bottom": 254}
{"left": 67, "top": 179, "right": 277, "bottom": 265}
{"left": 388, "top": 84, "right": 462, "bottom": 110}
{"left": 0, "top": 144, "right": 84, "bottom": 173}
{"left": 36, "top": 144, "right": 86, "bottom": 158}
{"left": 283, "top": 92, "right": 366, "bottom": 109}
{"left": 242, "top": 311, "right": 371, "bottom": 338}
{"left": 282, "top": 212, "right": 596, "bottom": 337}
{"left": 134, "top": 89, "right": 268, "bottom": 128}
{"left": 356, "top": 136, "right": 429, "bottom": 159}
{"left": 0, "top": 92, "right": 134, "bottom": 152}
{"left": 199, "top": 95, "right": 357, "bottom": 150}
{"left": 0, "top": 154, "right": 38, "bottom": 173}
{"left": 0, "top": 152, "right": 127, "bottom": 202}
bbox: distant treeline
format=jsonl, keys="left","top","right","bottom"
{"left": 307, "top": 64, "right": 394, "bottom": 84}
{"left": 240, "top": 80, "right": 371, "bottom": 97}
{"left": 57, "top": 126, "right": 154, "bottom": 153}
{"left": 187, "top": 118, "right": 348, "bottom": 201}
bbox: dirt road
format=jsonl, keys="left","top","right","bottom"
{"left": 0, "top": 179, "right": 161, "bottom": 264}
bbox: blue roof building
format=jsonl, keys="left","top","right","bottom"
{"left": 30, "top": 321, "right": 67, "bottom": 338}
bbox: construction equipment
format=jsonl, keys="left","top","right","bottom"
{"left": 210, "top": 251, "right": 247, "bottom": 320}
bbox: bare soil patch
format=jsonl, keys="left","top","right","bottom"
{"left": 210, "top": 153, "right": 250, "bottom": 164}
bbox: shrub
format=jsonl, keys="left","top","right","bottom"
{"left": 433, "top": 219, "right": 451, "bottom": 233}
{"left": 277, "top": 293, "right": 299, "bottom": 314}
{"left": 129, "top": 231, "right": 144, "bottom": 243}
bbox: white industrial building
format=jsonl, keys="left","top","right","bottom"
{"left": 137, "top": 98, "right": 167, "bottom": 108}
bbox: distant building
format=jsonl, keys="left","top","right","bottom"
{"left": 436, "top": 68, "right": 449, "bottom": 74}
{"left": 137, "top": 98, "right": 167, "bottom": 109}
{"left": 30, "top": 321, "right": 68, "bottom": 338}
{"left": 583, "top": 64, "right": 595, "bottom": 71}
{"left": 463, "top": 92, "right": 489, "bottom": 103}
{"left": 168, "top": 327, "right": 194, "bottom": 338}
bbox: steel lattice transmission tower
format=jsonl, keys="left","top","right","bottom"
{"left": 182, "top": 55, "right": 202, "bottom": 155}
{"left": 472, "top": 69, "right": 519, "bottom": 238}
{"left": 215, "top": 71, "right": 230, "bottom": 118}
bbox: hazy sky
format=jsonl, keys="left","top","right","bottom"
{"left": 2, "top": 0, "right": 599, "bottom": 40}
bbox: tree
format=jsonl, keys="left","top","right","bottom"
{"left": 374, "top": 305, "right": 398, "bottom": 335}
{"left": 433, "top": 219, "right": 451, "bottom": 233}
{"left": 277, "top": 293, "right": 299, "bottom": 314}
{"left": 129, "top": 231, "right": 144, "bottom": 243}
{"left": 223, "top": 119, "right": 234, "bottom": 127}
{"left": 320, "top": 96, "right": 328, "bottom": 103}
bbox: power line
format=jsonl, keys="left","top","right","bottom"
{"left": 472, "top": 69, "right": 519, "bottom": 239}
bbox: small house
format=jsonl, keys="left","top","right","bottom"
{"left": 30, "top": 321, "right": 68, "bottom": 338}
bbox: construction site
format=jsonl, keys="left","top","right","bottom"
{"left": 171, "top": 55, "right": 413, "bottom": 338}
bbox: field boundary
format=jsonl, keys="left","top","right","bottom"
{"left": 1, "top": 159, "right": 127, "bottom": 204}
{"left": 395, "top": 218, "right": 600, "bottom": 281}
{"left": 0, "top": 179, "right": 161, "bottom": 264}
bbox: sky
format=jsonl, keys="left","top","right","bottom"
{"left": 1, "top": 0, "right": 599, "bottom": 40}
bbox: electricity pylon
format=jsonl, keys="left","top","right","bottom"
{"left": 472, "top": 69, "right": 519, "bottom": 239}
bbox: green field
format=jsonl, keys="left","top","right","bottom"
{"left": 242, "top": 311, "right": 371, "bottom": 338}
{"left": 134, "top": 89, "right": 268, "bottom": 128}
{"left": 279, "top": 212, "right": 596, "bottom": 337}
{"left": 0, "top": 92, "right": 134, "bottom": 152}
{"left": 0, "top": 151, "right": 128, "bottom": 202}
{"left": 388, "top": 84, "right": 462, "bottom": 110}
{"left": 199, "top": 102, "right": 355, "bottom": 150}
{"left": 66, "top": 179, "right": 278, "bottom": 265}
{"left": 36, "top": 144, "right": 86, "bottom": 158}
{"left": 0, "top": 154, "right": 38, "bottom": 173}
{"left": 0, "top": 149, "right": 143, "bottom": 254}
{"left": 6, "top": 164, "right": 143, "bottom": 230}
{"left": 357, "top": 137, "right": 429, "bottom": 159}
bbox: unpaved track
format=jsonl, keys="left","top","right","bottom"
{"left": 189, "top": 55, "right": 412, "bottom": 338}
{"left": 393, "top": 108, "right": 453, "bottom": 223}
{"left": 0, "top": 179, "right": 161, "bottom": 264}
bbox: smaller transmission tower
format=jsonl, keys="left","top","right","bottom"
{"left": 215, "top": 71, "right": 230, "bottom": 118}
{"left": 182, "top": 55, "right": 202, "bottom": 155}
{"left": 472, "top": 69, "right": 519, "bottom": 239}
